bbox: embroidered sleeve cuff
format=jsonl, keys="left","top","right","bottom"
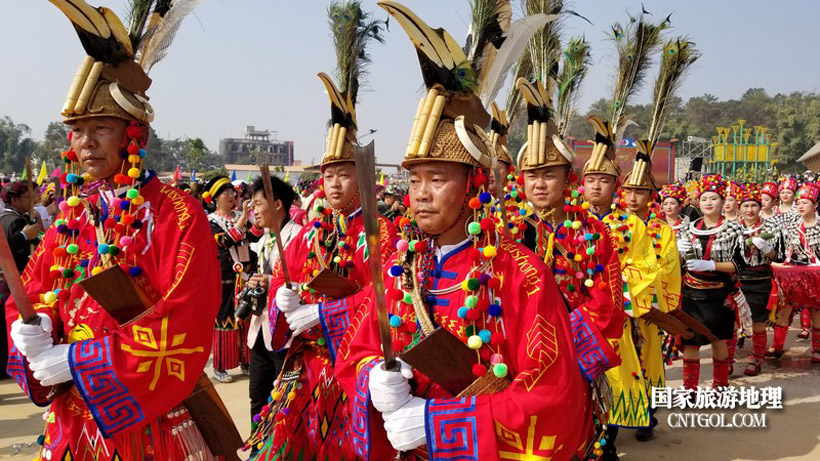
{"left": 6, "top": 346, "right": 51, "bottom": 407}
{"left": 352, "top": 358, "right": 380, "bottom": 459}
{"left": 69, "top": 337, "right": 145, "bottom": 438}
{"left": 424, "top": 396, "right": 480, "bottom": 459}
{"left": 228, "top": 226, "right": 244, "bottom": 242}
{"left": 570, "top": 308, "right": 620, "bottom": 381}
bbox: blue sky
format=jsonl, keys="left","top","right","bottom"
{"left": 2, "top": 1, "right": 819, "bottom": 166}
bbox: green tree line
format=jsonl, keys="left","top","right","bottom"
{"left": 0, "top": 116, "right": 222, "bottom": 177}
{"left": 509, "top": 88, "right": 820, "bottom": 173}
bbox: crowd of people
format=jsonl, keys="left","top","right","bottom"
{"left": 4, "top": 1, "right": 819, "bottom": 461}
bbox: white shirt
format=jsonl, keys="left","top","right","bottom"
{"left": 247, "top": 219, "right": 304, "bottom": 350}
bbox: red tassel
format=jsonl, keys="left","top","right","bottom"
{"left": 801, "top": 308, "right": 812, "bottom": 330}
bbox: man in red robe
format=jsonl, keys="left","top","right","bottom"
{"left": 6, "top": 3, "right": 218, "bottom": 459}
{"left": 331, "top": 3, "right": 592, "bottom": 458}
{"left": 244, "top": 73, "right": 398, "bottom": 459}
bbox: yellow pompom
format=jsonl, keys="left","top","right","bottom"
{"left": 581, "top": 202, "right": 591, "bottom": 210}
{"left": 131, "top": 196, "right": 145, "bottom": 206}
{"left": 128, "top": 154, "right": 140, "bottom": 164}
{"left": 127, "top": 168, "right": 141, "bottom": 178}
{"left": 91, "top": 267, "right": 104, "bottom": 276}
{"left": 43, "top": 291, "right": 58, "bottom": 304}
{"left": 574, "top": 254, "right": 583, "bottom": 262}
{"left": 482, "top": 245, "right": 497, "bottom": 258}
{"left": 287, "top": 391, "right": 296, "bottom": 400}
{"left": 584, "top": 279, "right": 594, "bottom": 288}
{"left": 67, "top": 196, "right": 80, "bottom": 207}
{"left": 571, "top": 221, "right": 582, "bottom": 230}
{"left": 272, "top": 391, "right": 282, "bottom": 401}
{"left": 467, "top": 335, "right": 483, "bottom": 350}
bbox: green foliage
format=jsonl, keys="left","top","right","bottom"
{"left": 0, "top": 116, "right": 36, "bottom": 173}
{"left": 508, "top": 88, "right": 820, "bottom": 173}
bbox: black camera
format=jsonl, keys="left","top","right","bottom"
{"left": 235, "top": 286, "right": 268, "bottom": 320}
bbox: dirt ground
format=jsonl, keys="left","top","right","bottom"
{"left": 2, "top": 326, "right": 819, "bottom": 460}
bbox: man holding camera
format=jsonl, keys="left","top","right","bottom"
{"left": 0, "top": 181, "right": 43, "bottom": 376}
{"left": 245, "top": 175, "right": 304, "bottom": 420}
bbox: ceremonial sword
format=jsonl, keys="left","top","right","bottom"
{"left": 353, "top": 141, "right": 398, "bottom": 372}
{"left": 0, "top": 215, "right": 39, "bottom": 325}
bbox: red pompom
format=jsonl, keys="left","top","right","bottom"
{"left": 403, "top": 195, "right": 411, "bottom": 207}
{"left": 127, "top": 143, "right": 140, "bottom": 156}
{"left": 473, "top": 172, "right": 487, "bottom": 187}
{"left": 487, "top": 277, "right": 501, "bottom": 290}
{"left": 475, "top": 299, "right": 490, "bottom": 311}
{"left": 466, "top": 309, "right": 481, "bottom": 321}
{"left": 480, "top": 218, "right": 494, "bottom": 231}
{"left": 57, "top": 290, "right": 71, "bottom": 301}
{"left": 121, "top": 214, "right": 135, "bottom": 225}
{"left": 491, "top": 333, "right": 505, "bottom": 345}
{"left": 66, "top": 150, "right": 79, "bottom": 162}
{"left": 67, "top": 131, "right": 73, "bottom": 142}
{"left": 468, "top": 198, "right": 482, "bottom": 210}
{"left": 413, "top": 241, "right": 427, "bottom": 253}
{"left": 104, "top": 218, "right": 117, "bottom": 229}
{"left": 114, "top": 174, "right": 129, "bottom": 185}
{"left": 406, "top": 322, "right": 418, "bottom": 334}
{"left": 472, "top": 364, "right": 487, "bottom": 377}
{"left": 467, "top": 247, "right": 482, "bottom": 261}
{"left": 125, "top": 126, "right": 143, "bottom": 139}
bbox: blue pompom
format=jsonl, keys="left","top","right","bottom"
{"left": 488, "top": 304, "right": 502, "bottom": 316}
{"left": 595, "top": 264, "right": 604, "bottom": 272}
{"left": 119, "top": 200, "right": 130, "bottom": 210}
{"left": 388, "top": 265, "right": 403, "bottom": 277}
{"left": 129, "top": 266, "right": 143, "bottom": 277}
{"left": 457, "top": 307, "right": 469, "bottom": 319}
{"left": 478, "top": 329, "right": 492, "bottom": 343}
{"left": 313, "top": 221, "right": 322, "bottom": 228}
{"left": 479, "top": 192, "right": 493, "bottom": 204}
{"left": 389, "top": 315, "right": 402, "bottom": 328}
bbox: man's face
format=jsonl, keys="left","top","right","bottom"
{"left": 662, "top": 197, "right": 681, "bottom": 218}
{"left": 522, "top": 166, "right": 568, "bottom": 211}
{"left": 740, "top": 201, "right": 761, "bottom": 222}
{"left": 797, "top": 198, "right": 816, "bottom": 218}
{"left": 384, "top": 194, "right": 396, "bottom": 206}
{"left": 69, "top": 117, "right": 128, "bottom": 181}
{"left": 488, "top": 160, "right": 510, "bottom": 195}
{"left": 583, "top": 173, "right": 617, "bottom": 207}
{"left": 10, "top": 190, "right": 34, "bottom": 212}
{"left": 251, "top": 190, "right": 283, "bottom": 228}
{"left": 408, "top": 162, "right": 469, "bottom": 235}
{"left": 780, "top": 189, "right": 795, "bottom": 204}
{"left": 322, "top": 162, "right": 359, "bottom": 210}
{"left": 623, "top": 188, "right": 652, "bottom": 214}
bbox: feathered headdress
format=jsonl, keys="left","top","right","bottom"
{"left": 625, "top": 38, "right": 698, "bottom": 190}
{"left": 583, "top": 9, "right": 667, "bottom": 178}
{"left": 380, "top": 0, "right": 551, "bottom": 169}
{"left": 321, "top": 1, "right": 385, "bottom": 168}
{"left": 49, "top": 0, "right": 200, "bottom": 123}
{"left": 516, "top": 78, "right": 574, "bottom": 171}
{"left": 490, "top": 102, "right": 513, "bottom": 166}
{"left": 555, "top": 36, "right": 591, "bottom": 138}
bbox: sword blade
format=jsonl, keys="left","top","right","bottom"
{"left": 259, "top": 164, "right": 292, "bottom": 285}
{"left": 354, "top": 141, "right": 397, "bottom": 370}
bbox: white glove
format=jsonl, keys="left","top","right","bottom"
{"left": 383, "top": 397, "right": 427, "bottom": 452}
{"left": 10, "top": 314, "right": 54, "bottom": 358}
{"left": 677, "top": 239, "right": 692, "bottom": 253}
{"left": 29, "top": 344, "right": 72, "bottom": 386}
{"left": 686, "top": 259, "right": 716, "bottom": 272}
{"left": 369, "top": 359, "right": 414, "bottom": 413}
{"left": 751, "top": 237, "right": 773, "bottom": 254}
{"left": 275, "top": 285, "right": 301, "bottom": 313}
{"left": 284, "top": 303, "right": 320, "bottom": 336}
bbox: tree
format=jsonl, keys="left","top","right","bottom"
{"left": 0, "top": 116, "right": 36, "bottom": 173}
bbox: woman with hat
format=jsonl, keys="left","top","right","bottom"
{"left": 204, "top": 175, "right": 255, "bottom": 382}
{"left": 661, "top": 182, "right": 690, "bottom": 237}
{"left": 737, "top": 183, "right": 781, "bottom": 376}
{"left": 676, "top": 174, "right": 747, "bottom": 390}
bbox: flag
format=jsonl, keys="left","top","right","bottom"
{"left": 231, "top": 170, "right": 237, "bottom": 181}
{"left": 51, "top": 167, "right": 61, "bottom": 178}
{"left": 191, "top": 169, "right": 197, "bottom": 182}
{"left": 172, "top": 165, "right": 181, "bottom": 183}
{"left": 284, "top": 170, "right": 290, "bottom": 182}
{"left": 246, "top": 170, "right": 252, "bottom": 182}
{"left": 36, "top": 161, "right": 47, "bottom": 185}
{"left": 379, "top": 173, "right": 384, "bottom": 186}
{"left": 21, "top": 167, "right": 27, "bottom": 180}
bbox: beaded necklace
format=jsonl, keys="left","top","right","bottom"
{"left": 298, "top": 178, "right": 359, "bottom": 303}
{"left": 42, "top": 123, "right": 150, "bottom": 309}
{"left": 386, "top": 168, "right": 510, "bottom": 380}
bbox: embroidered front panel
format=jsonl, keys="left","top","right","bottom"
{"left": 319, "top": 298, "right": 351, "bottom": 364}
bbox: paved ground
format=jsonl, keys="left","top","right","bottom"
{"left": 2, "top": 327, "right": 819, "bottom": 460}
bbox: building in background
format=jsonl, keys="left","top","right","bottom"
{"left": 219, "top": 126, "right": 293, "bottom": 166}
